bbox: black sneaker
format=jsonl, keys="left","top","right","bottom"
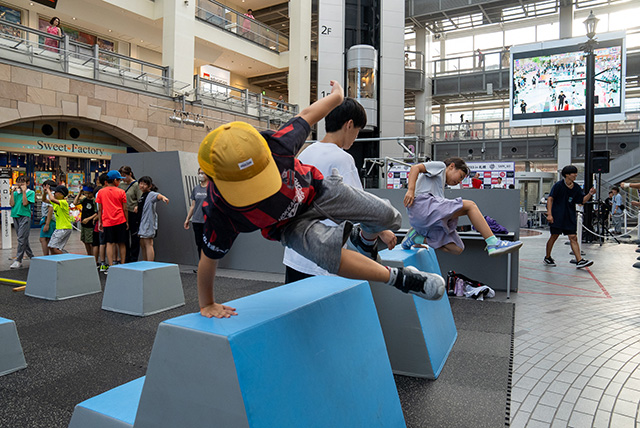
{"left": 576, "top": 259, "right": 593, "bottom": 269}
{"left": 543, "top": 256, "right": 556, "bottom": 266}
{"left": 394, "top": 266, "right": 445, "bottom": 301}
{"left": 346, "top": 225, "right": 380, "bottom": 262}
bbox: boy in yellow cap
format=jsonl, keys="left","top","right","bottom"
{"left": 197, "top": 81, "right": 445, "bottom": 318}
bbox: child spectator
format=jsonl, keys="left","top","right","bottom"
{"left": 96, "top": 170, "right": 128, "bottom": 274}
{"left": 39, "top": 179, "right": 58, "bottom": 256}
{"left": 74, "top": 183, "right": 98, "bottom": 259}
{"left": 197, "top": 80, "right": 445, "bottom": 319}
{"left": 136, "top": 176, "right": 170, "bottom": 261}
{"left": 45, "top": 184, "right": 73, "bottom": 255}
{"left": 10, "top": 176, "right": 35, "bottom": 269}
{"left": 94, "top": 173, "right": 109, "bottom": 271}
{"left": 401, "top": 158, "right": 523, "bottom": 256}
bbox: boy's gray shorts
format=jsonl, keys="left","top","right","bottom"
{"left": 280, "top": 172, "right": 401, "bottom": 274}
{"left": 48, "top": 228, "right": 72, "bottom": 250}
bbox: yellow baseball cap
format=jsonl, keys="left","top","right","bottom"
{"left": 198, "top": 122, "right": 282, "bottom": 207}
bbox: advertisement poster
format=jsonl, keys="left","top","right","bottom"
{"left": 67, "top": 173, "right": 84, "bottom": 195}
{"left": 35, "top": 171, "right": 53, "bottom": 198}
{"left": 464, "top": 161, "right": 515, "bottom": 189}
{"left": 386, "top": 165, "right": 411, "bottom": 189}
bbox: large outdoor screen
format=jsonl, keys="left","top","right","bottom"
{"left": 510, "top": 32, "right": 626, "bottom": 127}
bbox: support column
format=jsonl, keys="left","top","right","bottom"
{"left": 559, "top": 1, "right": 573, "bottom": 39}
{"left": 162, "top": 0, "right": 196, "bottom": 89}
{"left": 414, "top": 26, "right": 432, "bottom": 157}
{"left": 557, "top": 126, "right": 572, "bottom": 179}
{"left": 379, "top": 0, "right": 405, "bottom": 143}
{"left": 557, "top": 1, "right": 573, "bottom": 177}
{"left": 288, "top": 0, "right": 311, "bottom": 112}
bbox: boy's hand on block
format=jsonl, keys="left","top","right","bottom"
{"left": 200, "top": 303, "right": 238, "bottom": 319}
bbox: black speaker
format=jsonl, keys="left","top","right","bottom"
{"left": 591, "top": 150, "right": 610, "bottom": 174}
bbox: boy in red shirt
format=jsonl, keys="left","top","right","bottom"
{"left": 96, "top": 170, "right": 128, "bottom": 273}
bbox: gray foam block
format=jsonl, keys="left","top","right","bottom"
{"left": 101, "top": 262, "right": 185, "bottom": 316}
{"left": 0, "top": 317, "right": 27, "bottom": 376}
{"left": 373, "top": 247, "right": 458, "bottom": 379}
{"left": 25, "top": 254, "right": 101, "bottom": 300}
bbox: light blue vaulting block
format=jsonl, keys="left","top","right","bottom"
{"left": 374, "top": 247, "right": 458, "bottom": 379}
{"left": 0, "top": 317, "right": 27, "bottom": 376}
{"left": 25, "top": 254, "right": 101, "bottom": 300}
{"left": 134, "top": 277, "right": 406, "bottom": 428}
{"left": 102, "top": 262, "right": 185, "bottom": 316}
{"left": 68, "top": 377, "right": 145, "bottom": 428}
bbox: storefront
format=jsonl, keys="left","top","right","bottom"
{"left": 0, "top": 133, "right": 129, "bottom": 223}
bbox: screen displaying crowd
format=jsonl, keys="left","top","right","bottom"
{"left": 511, "top": 44, "right": 623, "bottom": 118}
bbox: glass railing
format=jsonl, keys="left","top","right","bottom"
{"left": 404, "top": 50, "right": 424, "bottom": 72}
{"left": 194, "top": 75, "right": 298, "bottom": 122}
{"left": 195, "top": 0, "right": 289, "bottom": 53}
{"left": 0, "top": 18, "right": 186, "bottom": 96}
{"left": 432, "top": 48, "right": 510, "bottom": 77}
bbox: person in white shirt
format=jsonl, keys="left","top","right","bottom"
{"left": 282, "top": 98, "right": 397, "bottom": 283}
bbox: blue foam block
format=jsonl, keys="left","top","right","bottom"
{"left": 68, "top": 377, "right": 145, "bottom": 428}
{"left": 0, "top": 316, "right": 27, "bottom": 376}
{"left": 374, "top": 247, "right": 458, "bottom": 379}
{"left": 134, "top": 277, "right": 405, "bottom": 428}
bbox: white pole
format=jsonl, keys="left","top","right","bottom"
{"left": 0, "top": 174, "right": 12, "bottom": 249}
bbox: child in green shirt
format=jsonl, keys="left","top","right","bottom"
{"left": 45, "top": 184, "right": 74, "bottom": 255}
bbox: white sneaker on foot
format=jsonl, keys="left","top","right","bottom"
{"left": 10, "top": 260, "right": 22, "bottom": 269}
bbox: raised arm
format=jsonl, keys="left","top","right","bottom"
{"left": 46, "top": 187, "right": 60, "bottom": 205}
{"left": 197, "top": 256, "right": 237, "bottom": 318}
{"left": 582, "top": 187, "right": 596, "bottom": 204}
{"left": 403, "top": 163, "right": 427, "bottom": 207}
{"left": 296, "top": 80, "right": 344, "bottom": 128}
{"left": 622, "top": 182, "right": 640, "bottom": 190}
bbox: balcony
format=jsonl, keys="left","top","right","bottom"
{"left": 195, "top": 0, "right": 289, "bottom": 53}
{"left": 0, "top": 19, "right": 182, "bottom": 97}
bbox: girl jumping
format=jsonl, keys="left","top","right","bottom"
{"left": 401, "top": 157, "right": 523, "bottom": 256}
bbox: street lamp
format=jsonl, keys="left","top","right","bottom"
{"left": 582, "top": 10, "right": 598, "bottom": 242}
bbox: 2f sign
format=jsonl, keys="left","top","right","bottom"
{"left": 321, "top": 25, "right": 332, "bottom": 35}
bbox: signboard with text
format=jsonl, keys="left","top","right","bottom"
{"left": 0, "top": 134, "right": 126, "bottom": 160}
{"left": 465, "top": 161, "right": 516, "bottom": 188}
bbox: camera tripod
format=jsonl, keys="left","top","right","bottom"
{"left": 590, "top": 173, "right": 619, "bottom": 246}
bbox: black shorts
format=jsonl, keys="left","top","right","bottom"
{"left": 92, "top": 231, "right": 100, "bottom": 247}
{"left": 104, "top": 223, "right": 128, "bottom": 243}
{"left": 550, "top": 226, "right": 577, "bottom": 236}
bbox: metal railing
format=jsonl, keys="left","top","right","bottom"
{"left": 0, "top": 18, "right": 187, "bottom": 96}
{"left": 195, "top": 0, "right": 288, "bottom": 53}
{"left": 432, "top": 114, "right": 640, "bottom": 142}
{"left": 194, "top": 75, "right": 298, "bottom": 123}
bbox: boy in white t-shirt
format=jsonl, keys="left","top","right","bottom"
{"left": 282, "top": 98, "right": 397, "bottom": 283}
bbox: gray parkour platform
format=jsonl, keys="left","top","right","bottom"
{"left": 101, "top": 262, "right": 185, "bottom": 316}
{"left": 0, "top": 317, "right": 27, "bottom": 376}
{"left": 374, "top": 247, "right": 457, "bottom": 379}
{"left": 69, "top": 277, "right": 406, "bottom": 428}
{"left": 25, "top": 254, "right": 101, "bottom": 300}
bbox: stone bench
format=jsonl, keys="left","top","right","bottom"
{"left": 0, "top": 317, "right": 27, "bottom": 376}
{"left": 70, "top": 276, "right": 405, "bottom": 428}
{"left": 101, "top": 262, "right": 185, "bottom": 317}
{"left": 25, "top": 254, "right": 101, "bottom": 300}
{"left": 373, "top": 247, "right": 458, "bottom": 379}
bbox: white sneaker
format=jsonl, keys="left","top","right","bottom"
{"left": 10, "top": 260, "right": 22, "bottom": 269}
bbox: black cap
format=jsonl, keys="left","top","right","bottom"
{"left": 54, "top": 185, "right": 69, "bottom": 197}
